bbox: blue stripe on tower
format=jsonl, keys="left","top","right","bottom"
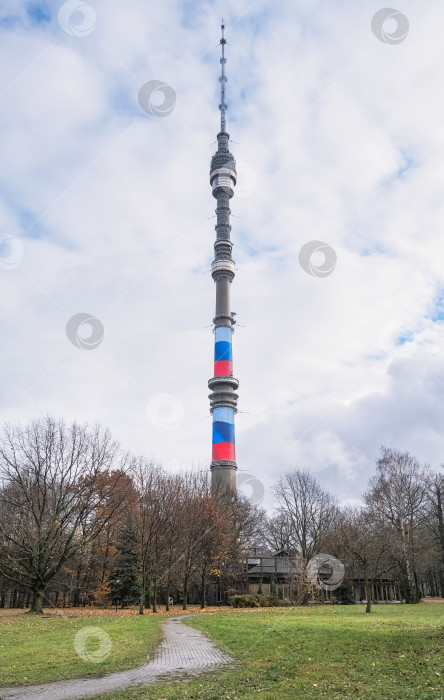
{"left": 215, "top": 341, "right": 232, "bottom": 361}
{"left": 213, "top": 421, "right": 235, "bottom": 444}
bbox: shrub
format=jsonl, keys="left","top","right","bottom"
{"left": 230, "top": 595, "right": 259, "bottom": 608}
{"left": 335, "top": 583, "right": 356, "bottom": 605}
{"left": 230, "top": 594, "right": 284, "bottom": 608}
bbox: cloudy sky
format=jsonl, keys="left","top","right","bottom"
{"left": 1, "top": 0, "right": 443, "bottom": 509}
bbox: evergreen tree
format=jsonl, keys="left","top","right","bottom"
{"left": 335, "top": 581, "right": 356, "bottom": 605}
{"left": 109, "top": 516, "right": 140, "bottom": 607}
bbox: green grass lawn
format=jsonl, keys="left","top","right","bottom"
{"left": 0, "top": 610, "right": 163, "bottom": 687}
{"left": 2, "top": 605, "right": 444, "bottom": 699}
{"left": 93, "top": 604, "right": 444, "bottom": 700}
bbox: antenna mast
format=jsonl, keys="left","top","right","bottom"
{"left": 219, "top": 21, "right": 227, "bottom": 133}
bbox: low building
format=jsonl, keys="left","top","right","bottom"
{"left": 233, "top": 550, "right": 400, "bottom": 604}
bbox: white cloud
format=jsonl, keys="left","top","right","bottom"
{"left": 1, "top": 0, "right": 444, "bottom": 509}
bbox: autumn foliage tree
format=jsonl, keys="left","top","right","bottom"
{"left": 5, "top": 416, "right": 444, "bottom": 615}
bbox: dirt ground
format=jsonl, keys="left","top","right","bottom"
{"left": 0, "top": 604, "right": 231, "bottom": 619}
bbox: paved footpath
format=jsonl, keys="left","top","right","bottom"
{"left": 0, "top": 615, "right": 234, "bottom": 700}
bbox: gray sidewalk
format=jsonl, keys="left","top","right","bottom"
{"left": 1, "top": 615, "right": 233, "bottom": 700}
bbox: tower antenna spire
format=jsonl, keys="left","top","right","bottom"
{"left": 219, "top": 19, "right": 227, "bottom": 133}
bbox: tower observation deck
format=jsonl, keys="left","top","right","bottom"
{"left": 209, "top": 23, "right": 238, "bottom": 494}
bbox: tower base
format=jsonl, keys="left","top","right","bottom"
{"left": 211, "top": 461, "right": 237, "bottom": 495}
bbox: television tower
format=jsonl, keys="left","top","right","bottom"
{"left": 208, "top": 22, "right": 238, "bottom": 494}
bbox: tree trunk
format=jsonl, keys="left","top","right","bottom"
{"left": 439, "top": 569, "right": 444, "bottom": 598}
{"left": 183, "top": 581, "right": 188, "bottom": 610}
{"left": 436, "top": 484, "right": 444, "bottom": 558}
{"left": 145, "top": 576, "right": 152, "bottom": 609}
{"left": 403, "top": 539, "right": 415, "bottom": 603}
{"left": 200, "top": 570, "right": 205, "bottom": 609}
{"left": 73, "top": 561, "right": 82, "bottom": 607}
{"left": 413, "top": 569, "right": 421, "bottom": 603}
{"left": 152, "top": 578, "right": 157, "bottom": 613}
{"left": 165, "top": 582, "right": 170, "bottom": 612}
{"left": 29, "top": 586, "right": 45, "bottom": 614}
{"left": 436, "top": 484, "right": 444, "bottom": 596}
{"left": 365, "top": 579, "right": 372, "bottom": 613}
{"left": 101, "top": 537, "right": 110, "bottom": 583}
{"left": 399, "top": 559, "right": 414, "bottom": 603}
{"left": 139, "top": 581, "right": 145, "bottom": 615}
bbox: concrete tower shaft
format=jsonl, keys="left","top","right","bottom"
{"left": 209, "top": 23, "right": 238, "bottom": 495}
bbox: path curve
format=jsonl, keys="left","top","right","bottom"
{"left": 0, "top": 615, "right": 233, "bottom": 700}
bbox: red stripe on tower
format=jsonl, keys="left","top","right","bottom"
{"left": 214, "top": 360, "right": 233, "bottom": 376}
{"left": 212, "top": 442, "right": 236, "bottom": 461}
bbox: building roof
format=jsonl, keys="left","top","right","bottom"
{"left": 247, "top": 559, "right": 293, "bottom": 575}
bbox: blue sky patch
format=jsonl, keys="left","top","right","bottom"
{"left": 395, "top": 330, "right": 414, "bottom": 346}
{"left": 27, "top": 3, "right": 51, "bottom": 25}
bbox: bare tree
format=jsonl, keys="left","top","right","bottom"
{"left": 194, "top": 483, "right": 236, "bottom": 609}
{"left": 272, "top": 469, "right": 338, "bottom": 562}
{"left": 327, "top": 506, "right": 395, "bottom": 613}
{"left": 208, "top": 490, "right": 267, "bottom": 604}
{"left": 265, "top": 511, "right": 295, "bottom": 553}
{"left": 157, "top": 473, "right": 182, "bottom": 611}
{"left": 365, "top": 447, "right": 429, "bottom": 603}
{"left": 149, "top": 471, "right": 178, "bottom": 613}
{"left": 129, "top": 457, "right": 165, "bottom": 614}
{"left": 0, "top": 417, "right": 129, "bottom": 613}
{"left": 174, "top": 472, "right": 207, "bottom": 610}
{"left": 424, "top": 471, "right": 444, "bottom": 596}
